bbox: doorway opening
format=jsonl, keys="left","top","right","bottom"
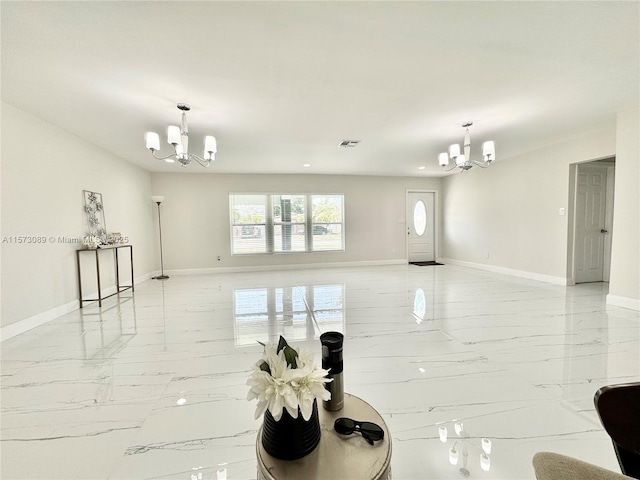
{"left": 567, "top": 157, "right": 615, "bottom": 284}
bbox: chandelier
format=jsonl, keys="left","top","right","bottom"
{"left": 144, "top": 103, "right": 217, "bottom": 167}
{"left": 438, "top": 122, "right": 495, "bottom": 171}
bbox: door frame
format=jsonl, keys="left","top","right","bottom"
{"left": 566, "top": 157, "right": 615, "bottom": 285}
{"left": 406, "top": 189, "right": 439, "bottom": 262}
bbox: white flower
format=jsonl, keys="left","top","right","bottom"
{"left": 247, "top": 345, "right": 298, "bottom": 421}
{"left": 246, "top": 337, "right": 332, "bottom": 422}
{"left": 290, "top": 364, "right": 332, "bottom": 420}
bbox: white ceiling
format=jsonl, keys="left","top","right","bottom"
{"left": 2, "top": 1, "right": 638, "bottom": 177}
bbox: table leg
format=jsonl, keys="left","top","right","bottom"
{"left": 95, "top": 250, "right": 102, "bottom": 307}
{"left": 129, "top": 246, "right": 135, "bottom": 292}
{"left": 76, "top": 250, "right": 83, "bottom": 308}
{"left": 115, "top": 247, "right": 120, "bottom": 291}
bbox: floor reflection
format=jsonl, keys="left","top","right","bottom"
{"left": 413, "top": 287, "right": 427, "bottom": 323}
{"left": 233, "top": 284, "right": 345, "bottom": 346}
{"left": 437, "top": 421, "right": 493, "bottom": 477}
{"left": 79, "top": 294, "right": 137, "bottom": 363}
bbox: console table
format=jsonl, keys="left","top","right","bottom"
{"left": 256, "top": 393, "right": 392, "bottom": 480}
{"left": 76, "top": 245, "right": 134, "bottom": 308}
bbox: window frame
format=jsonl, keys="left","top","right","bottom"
{"left": 229, "top": 193, "right": 345, "bottom": 255}
{"left": 229, "top": 194, "right": 268, "bottom": 254}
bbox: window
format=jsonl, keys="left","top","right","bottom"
{"left": 230, "top": 194, "right": 344, "bottom": 254}
{"left": 230, "top": 195, "right": 267, "bottom": 254}
{"left": 272, "top": 195, "right": 306, "bottom": 252}
{"left": 311, "top": 195, "right": 344, "bottom": 252}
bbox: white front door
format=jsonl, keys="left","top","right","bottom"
{"left": 407, "top": 192, "right": 435, "bottom": 263}
{"left": 574, "top": 165, "right": 608, "bottom": 283}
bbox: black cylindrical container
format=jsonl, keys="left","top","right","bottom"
{"left": 262, "top": 401, "right": 321, "bottom": 460}
{"left": 320, "top": 331, "right": 344, "bottom": 411}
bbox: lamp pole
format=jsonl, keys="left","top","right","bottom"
{"left": 151, "top": 196, "right": 169, "bottom": 280}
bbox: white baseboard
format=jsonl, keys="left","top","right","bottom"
{"left": 166, "top": 259, "right": 407, "bottom": 276}
{"left": 1, "top": 272, "right": 153, "bottom": 342}
{"left": 439, "top": 258, "right": 568, "bottom": 286}
{"left": 606, "top": 294, "right": 640, "bottom": 311}
{"left": 0, "top": 298, "right": 79, "bottom": 342}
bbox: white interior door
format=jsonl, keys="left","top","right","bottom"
{"left": 574, "top": 165, "right": 608, "bottom": 283}
{"left": 407, "top": 192, "right": 435, "bottom": 262}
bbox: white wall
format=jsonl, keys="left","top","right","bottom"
{"left": 1, "top": 103, "right": 156, "bottom": 328}
{"left": 608, "top": 108, "right": 640, "bottom": 308}
{"left": 441, "top": 127, "right": 617, "bottom": 282}
{"left": 150, "top": 173, "right": 441, "bottom": 271}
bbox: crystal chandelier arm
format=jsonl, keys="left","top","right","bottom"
{"left": 471, "top": 160, "right": 492, "bottom": 168}
{"left": 150, "top": 150, "right": 178, "bottom": 162}
{"left": 188, "top": 154, "right": 212, "bottom": 168}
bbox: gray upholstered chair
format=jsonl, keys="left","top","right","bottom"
{"left": 532, "top": 452, "right": 633, "bottom": 480}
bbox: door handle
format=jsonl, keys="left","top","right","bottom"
{"left": 601, "top": 229, "right": 608, "bottom": 233}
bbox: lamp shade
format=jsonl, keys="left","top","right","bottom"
{"left": 151, "top": 195, "right": 165, "bottom": 204}
{"left": 482, "top": 141, "right": 495, "bottom": 160}
{"left": 455, "top": 154, "right": 466, "bottom": 167}
{"left": 449, "top": 144, "right": 461, "bottom": 158}
{"left": 145, "top": 132, "right": 160, "bottom": 151}
{"left": 438, "top": 152, "right": 449, "bottom": 167}
{"left": 204, "top": 135, "right": 217, "bottom": 154}
{"left": 167, "top": 125, "right": 181, "bottom": 145}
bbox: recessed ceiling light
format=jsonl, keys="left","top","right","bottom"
{"left": 303, "top": 164, "right": 311, "bottom": 167}
{"left": 418, "top": 166, "right": 426, "bottom": 170}
{"left": 177, "top": 398, "right": 187, "bottom": 405}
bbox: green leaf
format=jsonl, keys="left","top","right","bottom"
{"left": 277, "top": 336, "right": 288, "bottom": 353}
{"left": 259, "top": 361, "right": 271, "bottom": 375}
{"left": 275, "top": 336, "right": 298, "bottom": 368}
{"left": 283, "top": 345, "right": 298, "bottom": 369}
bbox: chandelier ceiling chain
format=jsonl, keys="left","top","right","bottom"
{"left": 145, "top": 103, "right": 217, "bottom": 168}
{"left": 438, "top": 122, "right": 495, "bottom": 172}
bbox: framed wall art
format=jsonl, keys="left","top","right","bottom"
{"left": 83, "top": 190, "right": 107, "bottom": 243}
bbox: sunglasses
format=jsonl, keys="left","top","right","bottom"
{"left": 334, "top": 417, "right": 385, "bottom": 445}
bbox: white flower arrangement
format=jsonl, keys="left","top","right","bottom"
{"left": 247, "top": 336, "right": 332, "bottom": 422}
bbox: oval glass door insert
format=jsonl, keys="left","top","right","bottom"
{"left": 413, "top": 200, "right": 427, "bottom": 236}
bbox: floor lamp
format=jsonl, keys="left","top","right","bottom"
{"left": 151, "top": 196, "right": 169, "bottom": 280}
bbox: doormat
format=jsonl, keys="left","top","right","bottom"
{"left": 409, "top": 261, "right": 444, "bottom": 266}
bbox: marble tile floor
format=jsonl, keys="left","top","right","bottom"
{"left": 1, "top": 264, "right": 639, "bottom": 480}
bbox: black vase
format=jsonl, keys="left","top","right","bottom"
{"left": 262, "top": 400, "right": 321, "bottom": 460}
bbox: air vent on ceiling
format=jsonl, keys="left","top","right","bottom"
{"left": 338, "top": 140, "right": 361, "bottom": 148}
